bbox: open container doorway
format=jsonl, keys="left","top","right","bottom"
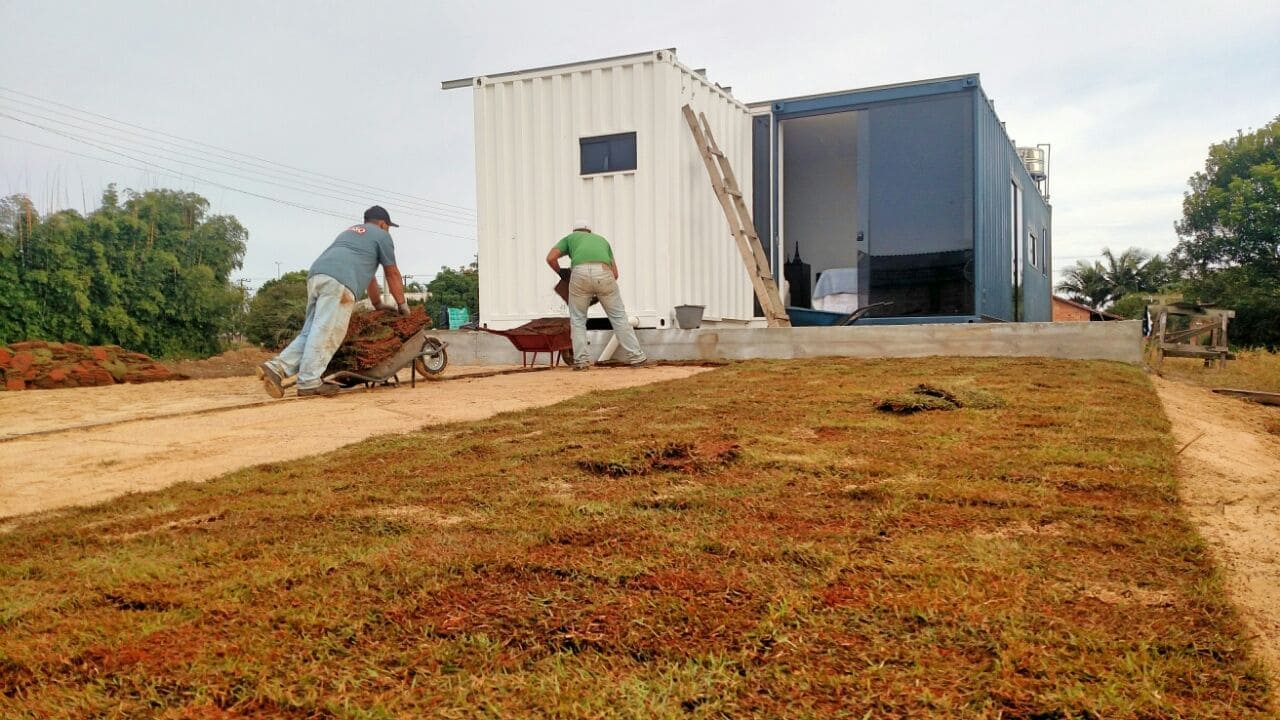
{"left": 780, "top": 111, "right": 870, "bottom": 313}
{"left": 771, "top": 90, "right": 978, "bottom": 320}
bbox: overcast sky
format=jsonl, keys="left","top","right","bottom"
{"left": 2, "top": 1, "right": 1277, "bottom": 293}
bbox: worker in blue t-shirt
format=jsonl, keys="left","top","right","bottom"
{"left": 258, "top": 206, "right": 409, "bottom": 398}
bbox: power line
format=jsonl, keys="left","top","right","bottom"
{"left": 0, "top": 96, "right": 476, "bottom": 223}
{"left": 0, "top": 131, "right": 476, "bottom": 242}
{"left": 0, "top": 101, "right": 476, "bottom": 224}
{"left": 0, "top": 108, "right": 476, "bottom": 228}
{"left": 0, "top": 131, "right": 351, "bottom": 222}
{"left": 0, "top": 85, "right": 477, "bottom": 217}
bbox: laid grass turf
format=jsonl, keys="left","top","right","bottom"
{"left": 1159, "top": 349, "right": 1280, "bottom": 395}
{"left": 0, "top": 358, "right": 1273, "bottom": 718}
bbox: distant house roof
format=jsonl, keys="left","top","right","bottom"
{"left": 1052, "top": 295, "right": 1124, "bottom": 321}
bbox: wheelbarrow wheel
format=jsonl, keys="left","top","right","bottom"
{"left": 559, "top": 349, "right": 574, "bottom": 366}
{"left": 414, "top": 337, "right": 448, "bottom": 381}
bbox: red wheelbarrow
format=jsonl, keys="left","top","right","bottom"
{"left": 473, "top": 317, "right": 574, "bottom": 368}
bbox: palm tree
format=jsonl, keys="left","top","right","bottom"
{"left": 1099, "top": 248, "right": 1151, "bottom": 297}
{"left": 1056, "top": 247, "right": 1170, "bottom": 309}
{"left": 1056, "top": 260, "right": 1112, "bottom": 308}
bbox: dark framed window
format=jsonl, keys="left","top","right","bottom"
{"left": 580, "top": 132, "right": 637, "bottom": 175}
{"left": 1041, "top": 226, "right": 1048, "bottom": 274}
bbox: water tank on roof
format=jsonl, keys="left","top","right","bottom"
{"left": 1017, "top": 146, "right": 1046, "bottom": 181}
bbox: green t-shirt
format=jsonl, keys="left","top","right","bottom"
{"left": 553, "top": 231, "right": 614, "bottom": 266}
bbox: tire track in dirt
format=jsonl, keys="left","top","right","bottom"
{"left": 0, "top": 366, "right": 707, "bottom": 523}
{"left": 1156, "top": 376, "right": 1280, "bottom": 692}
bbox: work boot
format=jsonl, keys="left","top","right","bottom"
{"left": 298, "top": 384, "right": 340, "bottom": 398}
{"left": 257, "top": 363, "right": 284, "bottom": 399}
{"left": 628, "top": 358, "right": 651, "bottom": 369}
{"left": 572, "top": 363, "right": 590, "bottom": 371}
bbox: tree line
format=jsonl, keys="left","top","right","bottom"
{"left": 0, "top": 181, "right": 480, "bottom": 357}
{"left": 0, "top": 187, "right": 247, "bottom": 357}
{"left": 1056, "top": 115, "right": 1279, "bottom": 348}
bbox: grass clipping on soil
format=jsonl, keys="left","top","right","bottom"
{"left": 323, "top": 306, "right": 431, "bottom": 374}
{"left": 577, "top": 441, "right": 741, "bottom": 478}
{"left": 876, "top": 382, "right": 1005, "bottom": 413}
{"left": 0, "top": 357, "right": 1273, "bottom": 718}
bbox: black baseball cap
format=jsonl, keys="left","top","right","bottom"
{"left": 363, "top": 205, "right": 399, "bottom": 227}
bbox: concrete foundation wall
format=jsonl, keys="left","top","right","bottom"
{"left": 431, "top": 320, "right": 1142, "bottom": 367}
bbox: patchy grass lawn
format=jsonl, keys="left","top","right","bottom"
{"left": 1160, "top": 349, "right": 1280, "bottom": 394}
{"left": 0, "top": 358, "right": 1272, "bottom": 718}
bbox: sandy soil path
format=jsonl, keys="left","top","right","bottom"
{"left": 1155, "top": 377, "right": 1280, "bottom": 684}
{"left": 0, "top": 365, "right": 706, "bottom": 521}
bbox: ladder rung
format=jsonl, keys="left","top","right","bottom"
{"left": 709, "top": 148, "right": 725, "bottom": 158}
{"left": 725, "top": 188, "right": 742, "bottom": 198}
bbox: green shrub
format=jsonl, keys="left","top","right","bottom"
{"left": 244, "top": 271, "right": 308, "bottom": 349}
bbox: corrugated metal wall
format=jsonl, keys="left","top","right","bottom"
{"left": 974, "top": 87, "right": 1052, "bottom": 322}
{"left": 671, "top": 67, "right": 756, "bottom": 324}
{"left": 472, "top": 51, "right": 753, "bottom": 330}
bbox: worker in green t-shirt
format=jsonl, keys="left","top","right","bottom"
{"left": 546, "top": 220, "right": 647, "bottom": 370}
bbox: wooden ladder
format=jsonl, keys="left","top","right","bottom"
{"left": 682, "top": 104, "right": 791, "bottom": 327}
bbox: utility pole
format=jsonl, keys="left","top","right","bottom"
{"left": 274, "top": 261, "right": 281, "bottom": 279}
{"left": 232, "top": 279, "right": 251, "bottom": 343}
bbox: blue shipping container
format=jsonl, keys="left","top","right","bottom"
{"left": 752, "top": 75, "right": 1051, "bottom": 322}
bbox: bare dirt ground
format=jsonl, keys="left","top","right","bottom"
{"left": 0, "top": 364, "right": 705, "bottom": 522}
{"left": 1156, "top": 376, "right": 1280, "bottom": 685}
{"left": 162, "top": 346, "right": 274, "bottom": 379}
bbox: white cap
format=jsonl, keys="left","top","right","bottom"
{"left": 572, "top": 218, "right": 591, "bottom": 232}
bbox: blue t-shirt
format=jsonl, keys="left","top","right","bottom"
{"left": 309, "top": 223, "right": 398, "bottom": 294}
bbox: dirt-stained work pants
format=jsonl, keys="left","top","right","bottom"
{"left": 265, "top": 274, "right": 355, "bottom": 390}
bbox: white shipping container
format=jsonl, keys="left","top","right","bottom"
{"left": 446, "top": 50, "right": 755, "bottom": 330}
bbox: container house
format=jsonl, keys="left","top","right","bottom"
{"left": 752, "top": 75, "right": 1052, "bottom": 323}
{"left": 444, "top": 49, "right": 755, "bottom": 331}
{"left": 444, "top": 50, "right": 1052, "bottom": 329}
